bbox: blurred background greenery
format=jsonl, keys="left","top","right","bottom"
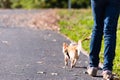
{"left": 0, "top": 0, "right": 90, "bottom": 9}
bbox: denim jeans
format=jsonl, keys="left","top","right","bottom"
{"left": 89, "top": 0, "right": 120, "bottom": 71}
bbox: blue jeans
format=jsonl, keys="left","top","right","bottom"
{"left": 89, "top": 0, "right": 120, "bottom": 71}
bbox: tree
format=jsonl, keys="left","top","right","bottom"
{"left": 0, "top": 0, "right": 90, "bottom": 9}
{"left": 0, "top": 0, "right": 11, "bottom": 8}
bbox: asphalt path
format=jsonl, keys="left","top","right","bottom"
{"left": 0, "top": 27, "right": 103, "bottom": 80}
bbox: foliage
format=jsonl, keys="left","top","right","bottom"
{"left": 44, "top": 0, "right": 68, "bottom": 8}
{"left": 10, "top": 0, "right": 46, "bottom": 9}
{"left": 0, "top": 0, "right": 90, "bottom": 9}
{"left": 57, "top": 9, "right": 120, "bottom": 77}
{"left": 71, "top": 0, "right": 90, "bottom": 8}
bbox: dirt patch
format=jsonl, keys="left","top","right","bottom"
{"left": 0, "top": 9, "right": 60, "bottom": 31}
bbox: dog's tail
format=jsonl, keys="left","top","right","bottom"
{"left": 77, "top": 34, "right": 91, "bottom": 55}
{"left": 77, "top": 40, "right": 82, "bottom": 56}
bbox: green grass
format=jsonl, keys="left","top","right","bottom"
{"left": 57, "top": 9, "right": 120, "bottom": 77}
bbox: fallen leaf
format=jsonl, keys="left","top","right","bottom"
{"left": 37, "top": 71, "right": 46, "bottom": 74}
{"left": 26, "top": 64, "right": 30, "bottom": 67}
{"left": 52, "top": 54, "right": 56, "bottom": 57}
{"left": 2, "top": 41, "right": 8, "bottom": 44}
{"left": 48, "top": 34, "right": 51, "bottom": 37}
{"left": 73, "top": 73, "right": 79, "bottom": 76}
{"left": 52, "top": 39, "right": 56, "bottom": 42}
{"left": 36, "top": 61, "right": 43, "bottom": 64}
{"left": 51, "top": 72, "right": 58, "bottom": 76}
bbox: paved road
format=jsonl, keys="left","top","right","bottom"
{"left": 0, "top": 27, "right": 103, "bottom": 80}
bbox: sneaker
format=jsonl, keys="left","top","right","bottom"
{"left": 102, "top": 70, "right": 113, "bottom": 80}
{"left": 87, "top": 67, "right": 98, "bottom": 77}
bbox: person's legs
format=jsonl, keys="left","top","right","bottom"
{"left": 102, "top": 0, "right": 120, "bottom": 79}
{"left": 87, "top": 0, "right": 107, "bottom": 76}
{"left": 103, "top": 0, "right": 120, "bottom": 71}
{"left": 89, "top": 0, "right": 106, "bottom": 68}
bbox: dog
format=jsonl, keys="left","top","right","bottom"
{"left": 62, "top": 40, "right": 82, "bottom": 68}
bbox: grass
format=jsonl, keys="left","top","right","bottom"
{"left": 57, "top": 9, "right": 120, "bottom": 77}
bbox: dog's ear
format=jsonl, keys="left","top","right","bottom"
{"left": 63, "top": 42, "right": 68, "bottom": 49}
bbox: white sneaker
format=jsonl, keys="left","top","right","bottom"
{"left": 87, "top": 67, "right": 98, "bottom": 77}
{"left": 102, "top": 70, "right": 113, "bottom": 80}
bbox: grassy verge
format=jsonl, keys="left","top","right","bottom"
{"left": 57, "top": 9, "right": 120, "bottom": 77}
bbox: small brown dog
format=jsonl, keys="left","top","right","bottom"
{"left": 62, "top": 40, "right": 82, "bottom": 68}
